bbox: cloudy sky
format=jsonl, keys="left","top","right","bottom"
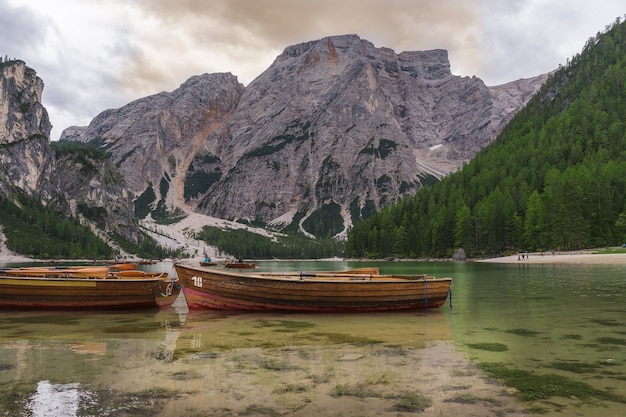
{"left": 1, "top": 1, "right": 624, "bottom": 140}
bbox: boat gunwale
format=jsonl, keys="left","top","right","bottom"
{"left": 0, "top": 274, "right": 174, "bottom": 283}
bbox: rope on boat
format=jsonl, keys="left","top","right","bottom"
{"left": 173, "top": 276, "right": 182, "bottom": 289}
{"left": 161, "top": 282, "right": 174, "bottom": 297}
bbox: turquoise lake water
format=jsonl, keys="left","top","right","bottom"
{"left": 0, "top": 260, "right": 625, "bottom": 416}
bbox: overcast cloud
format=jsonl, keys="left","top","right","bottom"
{"left": 1, "top": 0, "right": 623, "bottom": 140}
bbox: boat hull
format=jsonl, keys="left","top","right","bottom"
{"left": 175, "top": 264, "right": 451, "bottom": 312}
{"left": 0, "top": 275, "right": 181, "bottom": 309}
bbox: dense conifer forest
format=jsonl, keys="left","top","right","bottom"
{"left": 346, "top": 17, "right": 626, "bottom": 259}
{"left": 0, "top": 193, "right": 114, "bottom": 259}
{"left": 0, "top": 192, "right": 173, "bottom": 260}
{"left": 197, "top": 226, "right": 344, "bottom": 260}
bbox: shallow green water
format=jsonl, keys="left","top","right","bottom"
{"left": 0, "top": 260, "right": 625, "bottom": 416}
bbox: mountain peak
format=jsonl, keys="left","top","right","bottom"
{"left": 279, "top": 34, "right": 366, "bottom": 58}
{"left": 277, "top": 34, "right": 451, "bottom": 80}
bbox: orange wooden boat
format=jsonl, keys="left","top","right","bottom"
{"left": 0, "top": 266, "right": 180, "bottom": 309}
{"left": 110, "top": 262, "right": 138, "bottom": 271}
{"left": 174, "top": 263, "right": 452, "bottom": 312}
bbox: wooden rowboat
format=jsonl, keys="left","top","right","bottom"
{"left": 174, "top": 263, "right": 452, "bottom": 312}
{"left": 110, "top": 262, "right": 138, "bottom": 271}
{"left": 0, "top": 266, "right": 181, "bottom": 309}
{"left": 223, "top": 262, "right": 257, "bottom": 269}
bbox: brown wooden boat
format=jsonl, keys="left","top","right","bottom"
{"left": 223, "top": 262, "right": 257, "bottom": 269}
{"left": 199, "top": 261, "right": 217, "bottom": 267}
{"left": 0, "top": 266, "right": 181, "bottom": 309}
{"left": 174, "top": 263, "right": 452, "bottom": 312}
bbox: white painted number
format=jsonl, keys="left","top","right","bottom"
{"left": 192, "top": 276, "right": 203, "bottom": 288}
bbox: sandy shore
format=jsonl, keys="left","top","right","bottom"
{"left": 477, "top": 250, "right": 626, "bottom": 264}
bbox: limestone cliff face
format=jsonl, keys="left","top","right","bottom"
{"left": 0, "top": 60, "right": 55, "bottom": 200}
{"left": 62, "top": 35, "right": 548, "bottom": 237}
{"left": 62, "top": 73, "right": 244, "bottom": 216}
{"left": 0, "top": 60, "right": 140, "bottom": 245}
{"left": 0, "top": 61, "right": 51, "bottom": 144}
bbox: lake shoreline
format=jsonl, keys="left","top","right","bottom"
{"left": 476, "top": 250, "right": 626, "bottom": 264}
{"left": 3, "top": 250, "right": 626, "bottom": 266}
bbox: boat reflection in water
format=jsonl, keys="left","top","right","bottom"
{"left": 0, "top": 295, "right": 187, "bottom": 416}
{"left": 155, "top": 309, "right": 470, "bottom": 417}
{"left": 175, "top": 309, "right": 452, "bottom": 351}
{"left": 0, "top": 294, "right": 471, "bottom": 417}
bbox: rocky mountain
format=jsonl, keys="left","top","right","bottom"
{"left": 0, "top": 60, "right": 140, "bottom": 245}
{"left": 63, "top": 35, "right": 548, "bottom": 238}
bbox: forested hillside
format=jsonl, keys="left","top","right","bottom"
{"left": 346, "top": 17, "right": 626, "bottom": 259}
{"left": 0, "top": 142, "right": 177, "bottom": 260}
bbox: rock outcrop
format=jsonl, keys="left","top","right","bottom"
{"left": 0, "top": 60, "right": 55, "bottom": 200}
